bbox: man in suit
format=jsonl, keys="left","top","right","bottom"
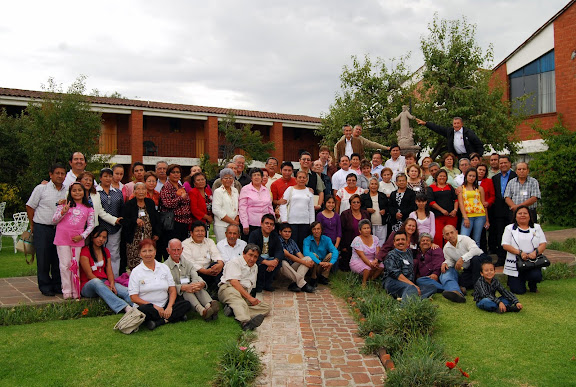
{"left": 416, "top": 117, "right": 484, "bottom": 159}
{"left": 491, "top": 155, "right": 516, "bottom": 266}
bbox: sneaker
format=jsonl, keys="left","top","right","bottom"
{"left": 223, "top": 304, "right": 234, "bottom": 317}
{"left": 287, "top": 282, "right": 301, "bottom": 292}
{"left": 300, "top": 283, "right": 316, "bottom": 293}
{"left": 442, "top": 290, "right": 466, "bottom": 303}
{"left": 506, "top": 304, "right": 521, "bottom": 312}
{"left": 242, "top": 314, "right": 266, "bottom": 331}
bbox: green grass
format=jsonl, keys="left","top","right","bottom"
{"left": 548, "top": 238, "right": 576, "bottom": 255}
{"left": 541, "top": 223, "right": 572, "bottom": 232}
{"left": 435, "top": 278, "right": 576, "bottom": 386}
{"left": 0, "top": 311, "right": 241, "bottom": 386}
{"left": 0, "top": 236, "right": 36, "bottom": 278}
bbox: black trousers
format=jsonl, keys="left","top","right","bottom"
{"left": 158, "top": 221, "right": 190, "bottom": 261}
{"left": 256, "top": 259, "right": 281, "bottom": 290}
{"left": 290, "top": 223, "right": 310, "bottom": 251}
{"left": 492, "top": 217, "right": 511, "bottom": 263}
{"left": 459, "top": 253, "right": 491, "bottom": 289}
{"left": 139, "top": 298, "right": 191, "bottom": 324}
{"left": 34, "top": 224, "right": 61, "bottom": 293}
{"left": 508, "top": 268, "right": 542, "bottom": 294}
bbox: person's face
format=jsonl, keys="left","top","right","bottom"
{"left": 168, "top": 168, "right": 181, "bottom": 183}
{"left": 369, "top": 179, "right": 379, "bottom": 192}
{"left": 443, "top": 227, "right": 458, "bottom": 245}
{"left": 422, "top": 158, "right": 432, "bottom": 168}
{"left": 100, "top": 172, "right": 113, "bottom": 187}
{"left": 362, "top": 165, "right": 372, "bottom": 176}
{"left": 408, "top": 167, "right": 419, "bottom": 179}
{"left": 325, "top": 198, "right": 336, "bottom": 211}
{"left": 390, "top": 147, "right": 400, "bottom": 160}
{"left": 225, "top": 227, "right": 240, "bottom": 245}
{"left": 251, "top": 172, "right": 262, "bottom": 186}
{"left": 499, "top": 158, "right": 511, "bottom": 173}
{"left": 49, "top": 168, "right": 66, "bottom": 185}
{"left": 359, "top": 223, "right": 371, "bottom": 236}
{"left": 134, "top": 165, "right": 146, "bottom": 181}
{"left": 311, "top": 224, "right": 322, "bottom": 239}
{"left": 470, "top": 157, "right": 480, "bottom": 168}
{"left": 80, "top": 175, "right": 93, "bottom": 191}
{"left": 194, "top": 174, "right": 207, "bottom": 189}
{"left": 134, "top": 184, "right": 146, "bottom": 199}
{"left": 436, "top": 172, "right": 447, "bottom": 185}
{"left": 280, "top": 227, "right": 292, "bottom": 241}
{"left": 350, "top": 156, "right": 360, "bottom": 168}
{"left": 145, "top": 175, "right": 157, "bottom": 191}
{"left": 312, "top": 160, "right": 323, "bottom": 173}
{"left": 452, "top": 119, "right": 463, "bottom": 131}
{"left": 140, "top": 245, "right": 156, "bottom": 261}
{"left": 372, "top": 153, "right": 382, "bottom": 167}
{"left": 192, "top": 226, "right": 206, "bottom": 242}
{"left": 429, "top": 165, "right": 439, "bottom": 177}
{"left": 70, "top": 184, "right": 84, "bottom": 201}
{"left": 346, "top": 176, "right": 357, "bottom": 188}
{"left": 382, "top": 170, "right": 392, "bottom": 183}
{"left": 460, "top": 161, "right": 470, "bottom": 173}
{"left": 419, "top": 237, "right": 431, "bottom": 251}
{"left": 266, "top": 159, "right": 278, "bottom": 175}
{"left": 405, "top": 157, "right": 415, "bottom": 166}
{"left": 222, "top": 175, "right": 234, "bottom": 188}
{"left": 343, "top": 126, "right": 352, "bottom": 139}
{"left": 235, "top": 158, "right": 245, "bottom": 173}
{"left": 300, "top": 154, "right": 312, "bottom": 169}
{"left": 477, "top": 166, "right": 487, "bottom": 180}
{"left": 466, "top": 171, "right": 477, "bottom": 185}
{"left": 113, "top": 167, "right": 124, "bottom": 183}
{"left": 244, "top": 250, "right": 259, "bottom": 267}
{"left": 190, "top": 166, "right": 202, "bottom": 175}
{"left": 350, "top": 197, "right": 361, "bottom": 210}
{"left": 261, "top": 218, "right": 275, "bottom": 235}
{"left": 480, "top": 263, "right": 496, "bottom": 281}
{"left": 396, "top": 176, "right": 407, "bottom": 189}
{"left": 167, "top": 241, "right": 183, "bottom": 262}
{"left": 516, "top": 163, "right": 529, "bottom": 179}
{"left": 490, "top": 155, "right": 500, "bottom": 169}
{"left": 281, "top": 166, "right": 293, "bottom": 179}
{"left": 393, "top": 234, "right": 407, "bottom": 250}
{"left": 296, "top": 173, "right": 308, "bottom": 186}
{"left": 92, "top": 231, "right": 108, "bottom": 247}
{"left": 404, "top": 220, "right": 416, "bottom": 235}
{"left": 319, "top": 150, "right": 330, "bottom": 162}
{"left": 444, "top": 156, "right": 454, "bottom": 168}
{"left": 262, "top": 170, "right": 269, "bottom": 185}
{"left": 353, "top": 126, "right": 362, "bottom": 137}
{"left": 515, "top": 207, "right": 530, "bottom": 224}
{"left": 416, "top": 199, "right": 427, "bottom": 210}
{"left": 155, "top": 163, "right": 167, "bottom": 179}
{"left": 339, "top": 157, "right": 350, "bottom": 169}
{"left": 70, "top": 152, "right": 86, "bottom": 171}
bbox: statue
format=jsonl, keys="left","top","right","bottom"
{"left": 391, "top": 105, "right": 420, "bottom": 153}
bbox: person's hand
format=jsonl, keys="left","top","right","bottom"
{"left": 115, "top": 217, "right": 123, "bottom": 224}
{"left": 429, "top": 274, "right": 439, "bottom": 282}
{"left": 71, "top": 235, "right": 83, "bottom": 243}
{"left": 320, "top": 262, "right": 332, "bottom": 270}
{"left": 243, "top": 227, "right": 249, "bottom": 235}
{"left": 163, "top": 306, "right": 173, "bottom": 319}
{"left": 61, "top": 201, "right": 71, "bottom": 216}
{"left": 204, "top": 215, "right": 213, "bottom": 223}
{"left": 396, "top": 212, "right": 403, "bottom": 220}
{"left": 516, "top": 303, "right": 523, "bottom": 310}
{"left": 314, "top": 205, "right": 322, "bottom": 211}
{"left": 431, "top": 243, "right": 440, "bottom": 250}
{"left": 455, "top": 258, "right": 464, "bottom": 271}
{"left": 509, "top": 205, "right": 518, "bottom": 213}
{"left": 249, "top": 297, "right": 261, "bottom": 306}
{"left": 463, "top": 218, "right": 470, "bottom": 228}
{"left": 367, "top": 208, "right": 375, "bottom": 214}
{"left": 153, "top": 304, "right": 165, "bottom": 315}
{"left": 380, "top": 209, "right": 386, "bottom": 215}
{"left": 370, "top": 259, "right": 379, "bottom": 269}
{"left": 449, "top": 210, "right": 458, "bottom": 217}
{"left": 498, "top": 302, "right": 507, "bottom": 313}
{"left": 152, "top": 235, "right": 159, "bottom": 242}
{"left": 455, "top": 187, "right": 462, "bottom": 196}
{"left": 108, "top": 283, "right": 117, "bottom": 294}
{"left": 304, "top": 260, "right": 315, "bottom": 268}
{"left": 415, "top": 286, "right": 422, "bottom": 296}
{"left": 484, "top": 220, "right": 490, "bottom": 229}
{"left": 57, "top": 199, "right": 67, "bottom": 205}
{"left": 528, "top": 251, "right": 537, "bottom": 259}
{"left": 136, "top": 218, "right": 144, "bottom": 227}
{"left": 482, "top": 201, "right": 489, "bottom": 209}
{"left": 416, "top": 118, "right": 426, "bottom": 125}
{"left": 442, "top": 209, "right": 449, "bottom": 216}
{"left": 520, "top": 252, "right": 528, "bottom": 260}
{"left": 441, "top": 263, "right": 448, "bottom": 273}
{"left": 277, "top": 199, "right": 287, "bottom": 205}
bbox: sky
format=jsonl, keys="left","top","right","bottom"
{"left": 0, "top": 0, "right": 569, "bottom": 117}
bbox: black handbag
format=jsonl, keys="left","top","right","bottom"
{"left": 516, "top": 254, "right": 550, "bottom": 272}
{"left": 158, "top": 197, "right": 175, "bottom": 231}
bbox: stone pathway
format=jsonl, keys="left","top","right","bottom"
{"left": 254, "top": 283, "right": 385, "bottom": 387}
{"left": 0, "top": 276, "right": 63, "bottom": 306}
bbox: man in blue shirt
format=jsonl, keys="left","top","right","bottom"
{"left": 303, "top": 222, "right": 339, "bottom": 286}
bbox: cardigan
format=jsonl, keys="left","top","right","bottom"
{"left": 360, "top": 191, "right": 389, "bottom": 225}
{"left": 122, "top": 197, "right": 161, "bottom": 244}
{"left": 388, "top": 189, "right": 417, "bottom": 223}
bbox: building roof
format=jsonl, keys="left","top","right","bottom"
{"left": 0, "top": 87, "right": 322, "bottom": 124}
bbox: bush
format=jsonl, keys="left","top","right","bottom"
{"left": 542, "top": 263, "right": 576, "bottom": 280}
{"left": 0, "top": 183, "right": 25, "bottom": 219}
{"left": 214, "top": 332, "right": 262, "bottom": 387}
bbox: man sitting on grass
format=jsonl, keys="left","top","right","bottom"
{"left": 277, "top": 223, "right": 316, "bottom": 293}
{"left": 218, "top": 244, "right": 271, "bottom": 330}
{"left": 474, "top": 261, "right": 522, "bottom": 313}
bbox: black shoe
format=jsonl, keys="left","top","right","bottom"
{"left": 263, "top": 285, "right": 275, "bottom": 292}
{"left": 181, "top": 314, "right": 188, "bottom": 322}
{"left": 506, "top": 304, "right": 521, "bottom": 312}
{"left": 317, "top": 276, "right": 330, "bottom": 285}
{"left": 53, "top": 288, "right": 63, "bottom": 295}
{"left": 223, "top": 304, "right": 234, "bottom": 317}
{"left": 288, "top": 282, "right": 301, "bottom": 292}
{"left": 41, "top": 290, "right": 55, "bottom": 297}
{"left": 300, "top": 283, "right": 315, "bottom": 293}
{"left": 250, "top": 289, "right": 258, "bottom": 297}
{"left": 146, "top": 320, "right": 157, "bottom": 331}
{"left": 442, "top": 290, "right": 466, "bottom": 303}
{"left": 242, "top": 314, "right": 266, "bottom": 331}
{"left": 308, "top": 278, "right": 318, "bottom": 287}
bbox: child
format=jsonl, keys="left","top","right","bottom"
{"left": 409, "top": 193, "right": 435, "bottom": 239}
{"left": 474, "top": 261, "right": 522, "bottom": 313}
{"left": 316, "top": 196, "right": 341, "bottom": 249}
{"left": 53, "top": 182, "right": 95, "bottom": 299}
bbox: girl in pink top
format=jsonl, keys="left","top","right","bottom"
{"left": 53, "top": 182, "right": 95, "bottom": 299}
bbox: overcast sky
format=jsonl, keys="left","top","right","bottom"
{"left": 1, "top": 0, "right": 569, "bottom": 117}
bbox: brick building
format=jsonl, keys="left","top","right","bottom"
{"left": 0, "top": 87, "right": 322, "bottom": 169}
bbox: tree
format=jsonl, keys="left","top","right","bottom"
{"left": 218, "top": 113, "right": 275, "bottom": 165}
{"left": 415, "top": 15, "right": 522, "bottom": 159}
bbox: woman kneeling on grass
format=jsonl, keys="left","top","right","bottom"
{"left": 128, "top": 239, "right": 192, "bottom": 330}
{"left": 349, "top": 219, "right": 383, "bottom": 287}
{"left": 80, "top": 226, "right": 133, "bottom": 313}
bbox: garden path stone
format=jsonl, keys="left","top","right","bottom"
{"left": 0, "top": 276, "right": 63, "bottom": 306}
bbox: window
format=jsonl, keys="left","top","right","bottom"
{"left": 509, "top": 50, "right": 555, "bottom": 115}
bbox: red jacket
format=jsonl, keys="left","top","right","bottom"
{"left": 479, "top": 178, "right": 495, "bottom": 208}
{"left": 189, "top": 186, "right": 213, "bottom": 223}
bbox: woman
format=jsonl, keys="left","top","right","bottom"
{"left": 77, "top": 171, "right": 97, "bottom": 204}
{"left": 122, "top": 162, "right": 146, "bottom": 201}
{"left": 189, "top": 172, "right": 214, "bottom": 225}
{"left": 159, "top": 164, "right": 192, "bottom": 243}
{"left": 128, "top": 239, "right": 192, "bottom": 330}
{"left": 440, "top": 153, "right": 460, "bottom": 181}
{"left": 377, "top": 218, "right": 420, "bottom": 261}
{"left": 111, "top": 164, "right": 125, "bottom": 191}
{"left": 420, "top": 156, "right": 433, "bottom": 182}
{"left": 123, "top": 182, "right": 161, "bottom": 271}
{"left": 477, "top": 163, "right": 496, "bottom": 251}
{"left": 469, "top": 153, "right": 481, "bottom": 168}
{"left": 389, "top": 173, "right": 417, "bottom": 233}
{"left": 80, "top": 227, "right": 133, "bottom": 313}
{"left": 357, "top": 160, "right": 373, "bottom": 190}
{"left": 350, "top": 219, "right": 383, "bottom": 286}
{"left": 131, "top": 171, "right": 160, "bottom": 208}
{"left": 458, "top": 168, "right": 489, "bottom": 248}
{"left": 212, "top": 168, "right": 240, "bottom": 242}
{"left": 340, "top": 194, "right": 370, "bottom": 271}
{"left": 502, "top": 205, "right": 547, "bottom": 294}
{"left": 280, "top": 170, "right": 315, "bottom": 249}
{"left": 378, "top": 167, "right": 397, "bottom": 197}
{"left": 409, "top": 193, "right": 435, "bottom": 239}
{"left": 316, "top": 196, "right": 341, "bottom": 249}
{"left": 350, "top": 153, "right": 361, "bottom": 174}
{"left": 336, "top": 173, "right": 365, "bottom": 214}
{"left": 302, "top": 222, "right": 339, "bottom": 285}
{"left": 406, "top": 164, "right": 427, "bottom": 194}
{"left": 239, "top": 168, "right": 274, "bottom": 237}
{"left": 426, "top": 169, "right": 458, "bottom": 247}
{"left": 182, "top": 165, "right": 203, "bottom": 194}
{"left": 361, "top": 177, "right": 388, "bottom": 246}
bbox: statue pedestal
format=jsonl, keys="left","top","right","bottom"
{"left": 400, "top": 145, "right": 421, "bottom": 156}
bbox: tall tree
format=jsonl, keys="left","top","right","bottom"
{"left": 218, "top": 112, "right": 275, "bottom": 165}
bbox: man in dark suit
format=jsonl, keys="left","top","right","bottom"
{"left": 416, "top": 117, "right": 484, "bottom": 159}
{"left": 491, "top": 155, "right": 516, "bottom": 266}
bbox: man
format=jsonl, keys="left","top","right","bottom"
{"left": 491, "top": 155, "right": 517, "bottom": 266}
{"left": 248, "top": 214, "right": 284, "bottom": 293}
{"left": 270, "top": 161, "right": 296, "bottom": 207}
{"left": 165, "top": 239, "right": 220, "bottom": 321}
{"left": 212, "top": 162, "right": 243, "bottom": 192}
{"left": 264, "top": 157, "right": 281, "bottom": 189}
{"left": 383, "top": 231, "right": 437, "bottom": 301}
{"left": 233, "top": 154, "right": 251, "bottom": 186}
{"left": 331, "top": 155, "right": 353, "bottom": 195}
{"left": 297, "top": 151, "right": 324, "bottom": 206}
{"left": 217, "top": 224, "right": 248, "bottom": 263}
{"left": 26, "top": 163, "right": 68, "bottom": 296}
{"left": 318, "top": 145, "right": 337, "bottom": 178}
{"left": 441, "top": 225, "right": 489, "bottom": 291}
{"left": 383, "top": 144, "right": 406, "bottom": 181}
{"left": 154, "top": 161, "right": 169, "bottom": 191}
{"left": 416, "top": 117, "right": 484, "bottom": 159}
{"left": 504, "top": 162, "right": 540, "bottom": 223}
{"left": 414, "top": 233, "right": 466, "bottom": 303}
{"left": 334, "top": 124, "right": 390, "bottom": 162}
{"left": 278, "top": 223, "right": 315, "bottom": 293}
{"left": 425, "top": 162, "right": 455, "bottom": 187}
{"left": 371, "top": 151, "right": 385, "bottom": 180}
{"left": 454, "top": 158, "right": 471, "bottom": 187}
{"left": 488, "top": 153, "right": 500, "bottom": 178}
{"left": 334, "top": 124, "right": 361, "bottom": 162}
{"left": 218, "top": 244, "right": 271, "bottom": 330}
{"left": 63, "top": 152, "right": 87, "bottom": 187}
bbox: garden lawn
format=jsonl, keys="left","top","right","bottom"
{"left": 435, "top": 278, "right": 576, "bottom": 386}
{"left": 0, "top": 236, "right": 36, "bottom": 278}
{"left": 0, "top": 312, "right": 241, "bottom": 386}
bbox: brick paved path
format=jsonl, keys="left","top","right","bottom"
{"left": 254, "top": 284, "right": 385, "bottom": 387}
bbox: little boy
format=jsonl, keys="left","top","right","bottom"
{"left": 278, "top": 223, "right": 315, "bottom": 293}
{"left": 474, "top": 261, "right": 523, "bottom": 313}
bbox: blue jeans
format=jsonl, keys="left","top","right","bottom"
{"left": 415, "top": 276, "right": 443, "bottom": 293}
{"left": 439, "top": 267, "right": 464, "bottom": 293}
{"left": 384, "top": 277, "right": 437, "bottom": 301}
{"left": 476, "top": 297, "right": 511, "bottom": 312}
{"left": 81, "top": 278, "right": 133, "bottom": 313}
{"left": 460, "top": 216, "right": 486, "bottom": 247}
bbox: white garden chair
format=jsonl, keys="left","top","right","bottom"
{"left": 0, "top": 202, "right": 5, "bottom": 250}
{"left": 0, "top": 211, "right": 30, "bottom": 253}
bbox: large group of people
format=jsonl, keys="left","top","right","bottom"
{"left": 25, "top": 119, "right": 546, "bottom": 331}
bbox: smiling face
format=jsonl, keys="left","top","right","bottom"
{"left": 225, "top": 226, "right": 240, "bottom": 245}
{"left": 70, "top": 184, "right": 85, "bottom": 202}
{"left": 261, "top": 218, "right": 275, "bottom": 236}
{"left": 168, "top": 167, "right": 181, "bottom": 183}
{"left": 139, "top": 244, "right": 156, "bottom": 262}
{"left": 499, "top": 158, "right": 511, "bottom": 173}
{"left": 419, "top": 236, "right": 431, "bottom": 251}
{"left": 325, "top": 197, "right": 336, "bottom": 211}
{"left": 49, "top": 167, "right": 66, "bottom": 186}
{"left": 251, "top": 171, "right": 262, "bottom": 186}
{"left": 350, "top": 156, "right": 360, "bottom": 169}
{"left": 404, "top": 219, "right": 416, "bottom": 236}
{"left": 350, "top": 197, "right": 361, "bottom": 210}
{"left": 299, "top": 154, "right": 312, "bottom": 170}
{"left": 281, "top": 165, "right": 293, "bottom": 180}
{"left": 393, "top": 233, "right": 407, "bottom": 251}
{"left": 346, "top": 175, "right": 357, "bottom": 189}
{"left": 515, "top": 207, "right": 531, "bottom": 226}
{"left": 192, "top": 225, "right": 206, "bottom": 243}
{"left": 311, "top": 223, "right": 322, "bottom": 239}
{"left": 80, "top": 175, "right": 93, "bottom": 191}
{"left": 369, "top": 179, "right": 379, "bottom": 193}
{"left": 134, "top": 184, "right": 146, "bottom": 199}
{"left": 480, "top": 262, "right": 496, "bottom": 282}
{"left": 452, "top": 118, "right": 463, "bottom": 131}
{"left": 381, "top": 170, "right": 392, "bottom": 183}
{"left": 167, "top": 240, "right": 183, "bottom": 263}
{"left": 265, "top": 159, "right": 278, "bottom": 175}
{"left": 194, "top": 174, "right": 207, "bottom": 189}
{"left": 407, "top": 166, "right": 420, "bottom": 180}
{"left": 435, "top": 170, "right": 447, "bottom": 185}
{"left": 372, "top": 153, "right": 383, "bottom": 167}
{"left": 70, "top": 152, "right": 86, "bottom": 173}
{"left": 145, "top": 175, "right": 157, "bottom": 191}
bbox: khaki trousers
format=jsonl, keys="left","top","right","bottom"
{"left": 218, "top": 283, "right": 271, "bottom": 323}
{"left": 280, "top": 257, "right": 312, "bottom": 288}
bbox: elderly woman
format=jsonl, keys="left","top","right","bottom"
{"left": 159, "top": 164, "right": 192, "bottom": 244}
{"left": 389, "top": 173, "right": 417, "bottom": 233}
{"left": 336, "top": 173, "right": 365, "bottom": 214}
{"left": 80, "top": 227, "right": 133, "bottom": 313}
{"left": 279, "top": 170, "right": 315, "bottom": 249}
{"left": 340, "top": 194, "right": 370, "bottom": 271}
{"left": 212, "top": 167, "right": 240, "bottom": 242}
{"left": 189, "top": 172, "right": 214, "bottom": 225}
{"left": 502, "top": 205, "right": 548, "bottom": 294}
{"left": 420, "top": 156, "right": 433, "bottom": 182}
{"left": 128, "top": 239, "right": 192, "bottom": 330}
{"left": 131, "top": 171, "right": 160, "bottom": 207}
{"left": 406, "top": 164, "right": 427, "bottom": 194}
{"left": 440, "top": 152, "right": 460, "bottom": 181}
{"left": 122, "top": 182, "right": 161, "bottom": 271}
{"left": 303, "top": 222, "right": 339, "bottom": 285}
{"left": 361, "top": 177, "right": 389, "bottom": 246}
{"left": 239, "top": 168, "right": 274, "bottom": 237}
{"left": 350, "top": 219, "right": 383, "bottom": 287}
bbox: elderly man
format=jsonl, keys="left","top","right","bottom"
{"left": 488, "top": 153, "right": 500, "bottom": 178}
{"left": 248, "top": 214, "right": 284, "bottom": 293}
{"left": 264, "top": 157, "right": 281, "bottom": 188}
{"left": 63, "top": 152, "right": 87, "bottom": 187}
{"left": 414, "top": 233, "right": 466, "bottom": 303}
{"left": 212, "top": 162, "right": 243, "bottom": 192}
{"left": 334, "top": 124, "right": 389, "bottom": 162}
{"left": 371, "top": 151, "right": 385, "bottom": 180}
{"left": 453, "top": 158, "right": 471, "bottom": 187}
{"left": 154, "top": 161, "right": 169, "bottom": 191}
{"left": 165, "top": 239, "right": 220, "bottom": 321}
{"left": 504, "top": 162, "right": 541, "bottom": 223}
{"left": 416, "top": 117, "right": 484, "bottom": 160}
{"left": 492, "top": 156, "right": 517, "bottom": 266}
{"left": 441, "top": 225, "right": 490, "bottom": 291}
{"left": 233, "top": 154, "right": 251, "bottom": 186}
{"left": 26, "top": 163, "right": 68, "bottom": 296}
{"left": 218, "top": 244, "right": 271, "bottom": 330}
{"left": 425, "top": 162, "right": 456, "bottom": 187}
{"left": 383, "top": 144, "right": 406, "bottom": 181}
{"left": 217, "top": 224, "right": 248, "bottom": 263}
{"left": 313, "top": 159, "right": 331, "bottom": 208}
{"left": 296, "top": 151, "right": 324, "bottom": 206}
{"left": 331, "top": 155, "right": 354, "bottom": 195}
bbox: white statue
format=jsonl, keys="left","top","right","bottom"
{"left": 391, "top": 105, "right": 416, "bottom": 148}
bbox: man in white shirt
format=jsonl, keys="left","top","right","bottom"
{"left": 154, "top": 161, "right": 169, "bottom": 191}
{"left": 416, "top": 117, "right": 484, "bottom": 160}
{"left": 264, "top": 157, "right": 281, "bottom": 189}
{"left": 63, "top": 152, "right": 87, "bottom": 187}
{"left": 218, "top": 244, "right": 271, "bottom": 330}
{"left": 181, "top": 221, "right": 225, "bottom": 290}
{"left": 454, "top": 158, "right": 471, "bottom": 187}
{"left": 371, "top": 151, "right": 385, "bottom": 180}
{"left": 331, "top": 155, "right": 355, "bottom": 195}
{"left": 383, "top": 145, "right": 406, "bottom": 181}
{"left": 217, "top": 225, "right": 248, "bottom": 263}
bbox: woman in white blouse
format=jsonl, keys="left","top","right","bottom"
{"left": 212, "top": 168, "right": 240, "bottom": 242}
{"left": 280, "top": 170, "right": 315, "bottom": 249}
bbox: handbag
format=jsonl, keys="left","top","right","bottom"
{"left": 114, "top": 306, "right": 146, "bottom": 334}
{"left": 516, "top": 254, "right": 550, "bottom": 272}
{"left": 16, "top": 230, "right": 35, "bottom": 265}
{"left": 159, "top": 211, "right": 174, "bottom": 232}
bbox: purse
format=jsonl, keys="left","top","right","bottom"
{"left": 159, "top": 211, "right": 174, "bottom": 232}
{"left": 516, "top": 254, "right": 550, "bottom": 272}
{"left": 114, "top": 306, "right": 146, "bottom": 334}
{"left": 16, "top": 230, "right": 35, "bottom": 264}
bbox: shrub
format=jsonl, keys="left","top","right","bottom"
{"left": 385, "top": 295, "right": 438, "bottom": 340}
{"left": 0, "top": 183, "right": 25, "bottom": 218}
{"left": 214, "top": 332, "right": 262, "bottom": 387}
{"left": 542, "top": 263, "right": 576, "bottom": 280}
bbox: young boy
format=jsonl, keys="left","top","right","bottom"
{"left": 278, "top": 223, "right": 315, "bottom": 293}
{"left": 474, "top": 261, "right": 523, "bottom": 313}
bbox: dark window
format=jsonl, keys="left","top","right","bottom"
{"left": 509, "top": 50, "right": 555, "bottom": 115}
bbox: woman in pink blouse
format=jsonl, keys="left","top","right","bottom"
{"left": 239, "top": 168, "right": 274, "bottom": 237}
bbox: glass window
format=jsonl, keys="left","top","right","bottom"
{"left": 509, "top": 50, "right": 555, "bottom": 115}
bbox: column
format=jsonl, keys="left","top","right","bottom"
{"left": 204, "top": 116, "right": 219, "bottom": 163}
{"left": 129, "top": 110, "right": 143, "bottom": 163}
{"left": 270, "top": 121, "right": 284, "bottom": 162}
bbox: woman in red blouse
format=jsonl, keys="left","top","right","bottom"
{"left": 159, "top": 164, "right": 192, "bottom": 243}
{"left": 189, "top": 172, "right": 213, "bottom": 225}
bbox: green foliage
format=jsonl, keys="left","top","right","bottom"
{"left": 199, "top": 153, "right": 220, "bottom": 180}
{"left": 416, "top": 14, "right": 522, "bottom": 158}
{"left": 219, "top": 112, "right": 275, "bottom": 165}
{"left": 0, "top": 109, "right": 28, "bottom": 187}
{"left": 214, "top": 332, "right": 262, "bottom": 386}
{"left": 542, "top": 262, "right": 576, "bottom": 280}
{"left": 0, "top": 183, "right": 25, "bottom": 218}
{"left": 317, "top": 54, "right": 414, "bottom": 151}
{"left": 530, "top": 118, "right": 576, "bottom": 226}
{"left": 547, "top": 238, "right": 576, "bottom": 255}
